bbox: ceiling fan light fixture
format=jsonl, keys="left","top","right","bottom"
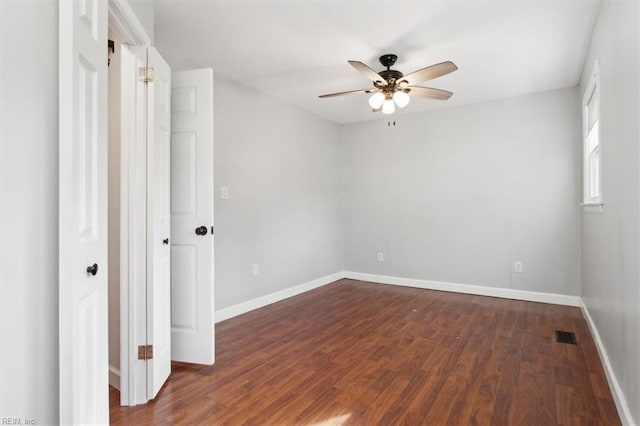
{"left": 393, "top": 90, "right": 410, "bottom": 108}
{"left": 382, "top": 97, "right": 395, "bottom": 114}
{"left": 368, "top": 92, "right": 385, "bottom": 109}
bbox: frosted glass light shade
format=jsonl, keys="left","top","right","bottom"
{"left": 368, "top": 92, "right": 385, "bottom": 109}
{"left": 393, "top": 91, "right": 410, "bottom": 108}
{"left": 382, "top": 98, "right": 395, "bottom": 114}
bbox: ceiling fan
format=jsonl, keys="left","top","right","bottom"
{"left": 319, "top": 54, "right": 458, "bottom": 114}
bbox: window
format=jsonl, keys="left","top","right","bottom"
{"left": 583, "top": 61, "right": 601, "bottom": 206}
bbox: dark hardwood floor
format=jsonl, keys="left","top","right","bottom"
{"left": 110, "top": 279, "right": 620, "bottom": 425}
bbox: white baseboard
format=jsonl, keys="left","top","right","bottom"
{"left": 580, "top": 301, "right": 634, "bottom": 425}
{"left": 215, "top": 271, "right": 582, "bottom": 324}
{"left": 344, "top": 271, "right": 582, "bottom": 307}
{"left": 109, "top": 365, "right": 121, "bottom": 390}
{"left": 215, "top": 272, "right": 344, "bottom": 323}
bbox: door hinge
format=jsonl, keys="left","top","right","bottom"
{"left": 138, "top": 344, "right": 153, "bottom": 360}
{"left": 138, "top": 67, "right": 154, "bottom": 83}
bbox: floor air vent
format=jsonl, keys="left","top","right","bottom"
{"left": 555, "top": 330, "right": 577, "bottom": 345}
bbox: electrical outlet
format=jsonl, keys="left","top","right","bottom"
{"left": 514, "top": 261, "right": 523, "bottom": 273}
{"left": 221, "top": 186, "right": 229, "bottom": 200}
{"left": 252, "top": 263, "right": 259, "bottom": 276}
{"left": 377, "top": 252, "right": 384, "bottom": 262}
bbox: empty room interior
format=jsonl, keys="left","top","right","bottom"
{"left": 2, "top": 0, "right": 640, "bottom": 425}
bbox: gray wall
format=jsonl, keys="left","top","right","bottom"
{"left": 342, "top": 88, "right": 582, "bottom": 296}
{"left": 0, "top": 1, "right": 60, "bottom": 423}
{"left": 213, "top": 75, "right": 343, "bottom": 310}
{"left": 580, "top": 1, "right": 640, "bottom": 423}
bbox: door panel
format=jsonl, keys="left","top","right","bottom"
{"left": 146, "top": 47, "right": 172, "bottom": 398}
{"left": 171, "top": 245, "right": 197, "bottom": 330}
{"left": 78, "top": 56, "right": 99, "bottom": 240}
{"left": 59, "top": 0, "right": 109, "bottom": 423}
{"left": 76, "top": 293, "right": 100, "bottom": 419}
{"left": 171, "top": 69, "right": 215, "bottom": 365}
{"left": 170, "top": 132, "right": 197, "bottom": 214}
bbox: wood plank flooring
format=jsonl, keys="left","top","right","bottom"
{"left": 109, "top": 279, "right": 620, "bottom": 425}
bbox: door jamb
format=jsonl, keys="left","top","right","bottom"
{"left": 107, "top": 0, "right": 150, "bottom": 407}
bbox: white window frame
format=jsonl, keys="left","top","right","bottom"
{"left": 582, "top": 60, "right": 603, "bottom": 209}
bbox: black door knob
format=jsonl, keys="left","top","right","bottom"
{"left": 163, "top": 238, "right": 169, "bottom": 245}
{"left": 86, "top": 263, "right": 98, "bottom": 276}
{"left": 195, "top": 226, "right": 208, "bottom": 236}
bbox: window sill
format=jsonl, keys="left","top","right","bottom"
{"left": 580, "top": 202, "right": 603, "bottom": 213}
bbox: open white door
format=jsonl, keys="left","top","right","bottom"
{"left": 170, "top": 69, "right": 215, "bottom": 365}
{"left": 118, "top": 44, "right": 148, "bottom": 406}
{"left": 146, "top": 47, "right": 172, "bottom": 398}
{"left": 59, "top": 0, "right": 109, "bottom": 423}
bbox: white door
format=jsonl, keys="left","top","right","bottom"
{"left": 118, "top": 44, "right": 148, "bottom": 406}
{"left": 170, "top": 69, "right": 215, "bottom": 365}
{"left": 146, "top": 47, "right": 172, "bottom": 398}
{"left": 59, "top": 0, "right": 109, "bottom": 423}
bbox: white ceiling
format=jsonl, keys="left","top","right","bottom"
{"left": 154, "top": 1, "right": 600, "bottom": 124}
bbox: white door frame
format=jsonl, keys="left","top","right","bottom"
{"left": 107, "top": 0, "right": 151, "bottom": 406}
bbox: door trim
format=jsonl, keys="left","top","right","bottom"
{"left": 109, "top": 0, "right": 151, "bottom": 46}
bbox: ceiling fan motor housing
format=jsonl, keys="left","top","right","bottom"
{"left": 379, "top": 54, "right": 398, "bottom": 68}
{"left": 378, "top": 69, "right": 404, "bottom": 81}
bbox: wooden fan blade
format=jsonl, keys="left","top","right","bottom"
{"left": 319, "top": 88, "right": 375, "bottom": 98}
{"left": 408, "top": 86, "right": 453, "bottom": 100}
{"left": 399, "top": 61, "right": 458, "bottom": 86}
{"left": 348, "top": 60, "right": 387, "bottom": 86}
